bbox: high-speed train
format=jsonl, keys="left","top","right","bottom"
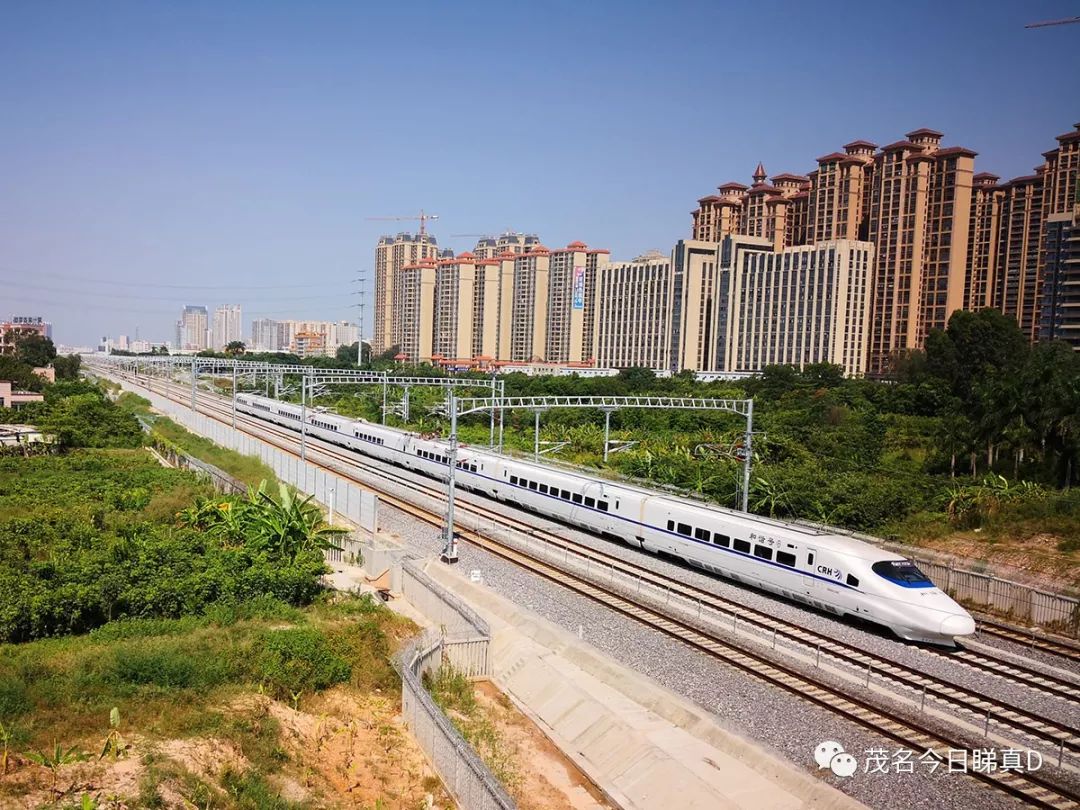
{"left": 236, "top": 392, "right": 976, "bottom": 645}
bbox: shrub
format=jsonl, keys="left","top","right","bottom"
{"left": 256, "top": 628, "right": 350, "bottom": 698}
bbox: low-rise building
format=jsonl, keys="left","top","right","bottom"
{"left": 0, "top": 382, "right": 44, "bottom": 409}
{"left": 292, "top": 331, "right": 326, "bottom": 358}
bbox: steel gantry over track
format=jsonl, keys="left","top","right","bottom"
{"left": 86, "top": 354, "right": 506, "bottom": 463}
{"left": 292, "top": 371, "right": 503, "bottom": 462}
{"left": 437, "top": 394, "right": 754, "bottom": 563}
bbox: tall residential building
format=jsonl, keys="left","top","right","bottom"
{"left": 472, "top": 233, "right": 541, "bottom": 259}
{"left": 396, "top": 258, "right": 438, "bottom": 362}
{"left": 808, "top": 141, "right": 875, "bottom": 243}
{"left": 373, "top": 232, "right": 443, "bottom": 355}
{"left": 597, "top": 237, "right": 874, "bottom": 376}
{"left": 1039, "top": 202, "right": 1080, "bottom": 349}
{"left": 864, "top": 131, "right": 976, "bottom": 375}
{"left": 592, "top": 252, "right": 673, "bottom": 369}
{"left": 718, "top": 239, "right": 874, "bottom": 376}
{"left": 211, "top": 305, "right": 243, "bottom": 351}
{"left": 692, "top": 165, "right": 810, "bottom": 249}
{"left": 994, "top": 173, "right": 1044, "bottom": 340}
{"left": 432, "top": 254, "right": 481, "bottom": 361}
{"left": 250, "top": 318, "right": 278, "bottom": 352}
{"left": 544, "top": 242, "right": 607, "bottom": 364}
{"left": 965, "top": 173, "right": 1005, "bottom": 310}
{"left": 394, "top": 241, "right": 608, "bottom": 365}
{"left": 178, "top": 305, "right": 208, "bottom": 352}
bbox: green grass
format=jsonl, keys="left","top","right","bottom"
{"left": 116, "top": 393, "right": 277, "bottom": 487}
{"left": 0, "top": 592, "right": 409, "bottom": 809}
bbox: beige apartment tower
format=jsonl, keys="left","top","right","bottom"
{"left": 864, "top": 130, "right": 976, "bottom": 375}
{"left": 373, "top": 232, "right": 443, "bottom": 355}
{"left": 965, "top": 173, "right": 1005, "bottom": 310}
{"left": 592, "top": 252, "right": 673, "bottom": 369}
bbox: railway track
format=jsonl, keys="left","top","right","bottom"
{"left": 104, "top": 369, "right": 1080, "bottom": 809}
{"left": 976, "top": 618, "right": 1080, "bottom": 664}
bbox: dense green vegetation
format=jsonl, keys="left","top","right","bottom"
{"left": 115, "top": 392, "right": 278, "bottom": 486}
{"left": 0, "top": 453, "right": 333, "bottom": 643}
{"left": 0, "top": 343, "right": 139, "bottom": 449}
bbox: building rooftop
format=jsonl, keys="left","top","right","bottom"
{"left": 566, "top": 240, "right": 588, "bottom": 249}
{"left": 934, "top": 146, "right": 978, "bottom": 158}
{"left": 881, "top": 140, "right": 921, "bottom": 152}
{"left": 771, "top": 173, "right": 808, "bottom": 182}
{"left": 906, "top": 127, "right": 944, "bottom": 139}
{"left": 717, "top": 182, "right": 749, "bottom": 191}
{"left": 843, "top": 139, "right": 878, "bottom": 149}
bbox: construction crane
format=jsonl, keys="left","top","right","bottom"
{"left": 366, "top": 209, "right": 439, "bottom": 236}
{"left": 1025, "top": 16, "right": 1080, "bottom": 28}
{"left": 449, "top": 229, "right": 524, "bottom": 239}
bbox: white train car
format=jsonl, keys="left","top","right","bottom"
{"left": 235, "top": 393, "right": 975, "bottom": 645}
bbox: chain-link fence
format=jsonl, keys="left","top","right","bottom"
{"left": 397, "top": 631, "right": 516, "bottom": 810}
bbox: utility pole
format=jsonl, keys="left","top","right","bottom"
{"left": 300, "top": 376, "right": 307, "bottom": 462}
{"left": 352, "top": 269, "right": 366, "bottom": 369}
{"left": 741, "top": 400, "right": 754, "bottom": 514}
{"left": 441, "top": 391, "right": 459, "bottom": 564}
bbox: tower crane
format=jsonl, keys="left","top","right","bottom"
{"left": 1025, "top": 16, "right": 1080, "bottom": 28}
{"left": 449, "top": 229, "right": 524, "bottom": 239}
{"left": 366, "top": 209, "right": 440, "bottom": 235}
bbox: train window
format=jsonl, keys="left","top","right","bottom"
{"left": 714, "top": 534, "right": 730, "bottom": 548}
{"left": 807, "top": 552, "right": 815, "bottom": 566}
{"left": 871, "top": 560, "right": 932, "bottom": 587}
{"left": 733, "top": 539, "right": 751, "bottom": 554}
{"left": 510, "top": 475, "right": 518, "bottom": 485}
{"left": 538, "top": 484, "right": 549, "bottom": 494}
{"left": 777, "top": 551, "right": 797, "bottom": 567}
{"left": 615, "top": 500, "right": 619, "bottom": 509}
{"left": 694, "top": 528, "right": 710, "bottom": 542}
{"left": 573, "top": 493, "right": 583, "bottom": 504}
{"left": 753, "top": 544, "right": 773, "bottom": 561}
{"left": 667, "top": 520, "right": 675, "bottom": 531}
{"left": 528, "top": 481, "right": 537, "bottom": 490}
{"left": 561, "top": 489, "right": 571, "bottom": 500}
{"left": 598, "top": 501, "right": 608, "bottom": 512}
{"left": 584, "top": 497, "right": 595, "bottom": 508}
{"left": 846, "top": 574, "right": 860, "bottom": 588}
{"left": 676, "top": 523, "right": 691, "bottom": 536}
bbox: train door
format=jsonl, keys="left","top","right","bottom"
{"left": 802, "top": 548, "right": 818, "bottom": 592}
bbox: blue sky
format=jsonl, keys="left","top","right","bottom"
{"left": 2, "top": 0, "right": 1078, "bottom": 346}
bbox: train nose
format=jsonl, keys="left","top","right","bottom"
{"left": 940, "top": 613, "right": 976, "bottom": 638}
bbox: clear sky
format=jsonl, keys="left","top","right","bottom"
{"left": 2, "top": 0, "right": 1078, "bottom": 346}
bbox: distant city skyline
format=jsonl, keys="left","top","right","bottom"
{"left": 2, "top": 1, "right": 1078, "bottom": 345}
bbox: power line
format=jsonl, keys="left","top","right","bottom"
{"left": 0, "top": 268, "right": 348, "bottom": 291}
{"left": 2, "top": 281, "right": 348, "bottom": 304}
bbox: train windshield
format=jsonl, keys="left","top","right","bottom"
{"left": 872, "top": 560, "right": 934, "bottom": 588}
